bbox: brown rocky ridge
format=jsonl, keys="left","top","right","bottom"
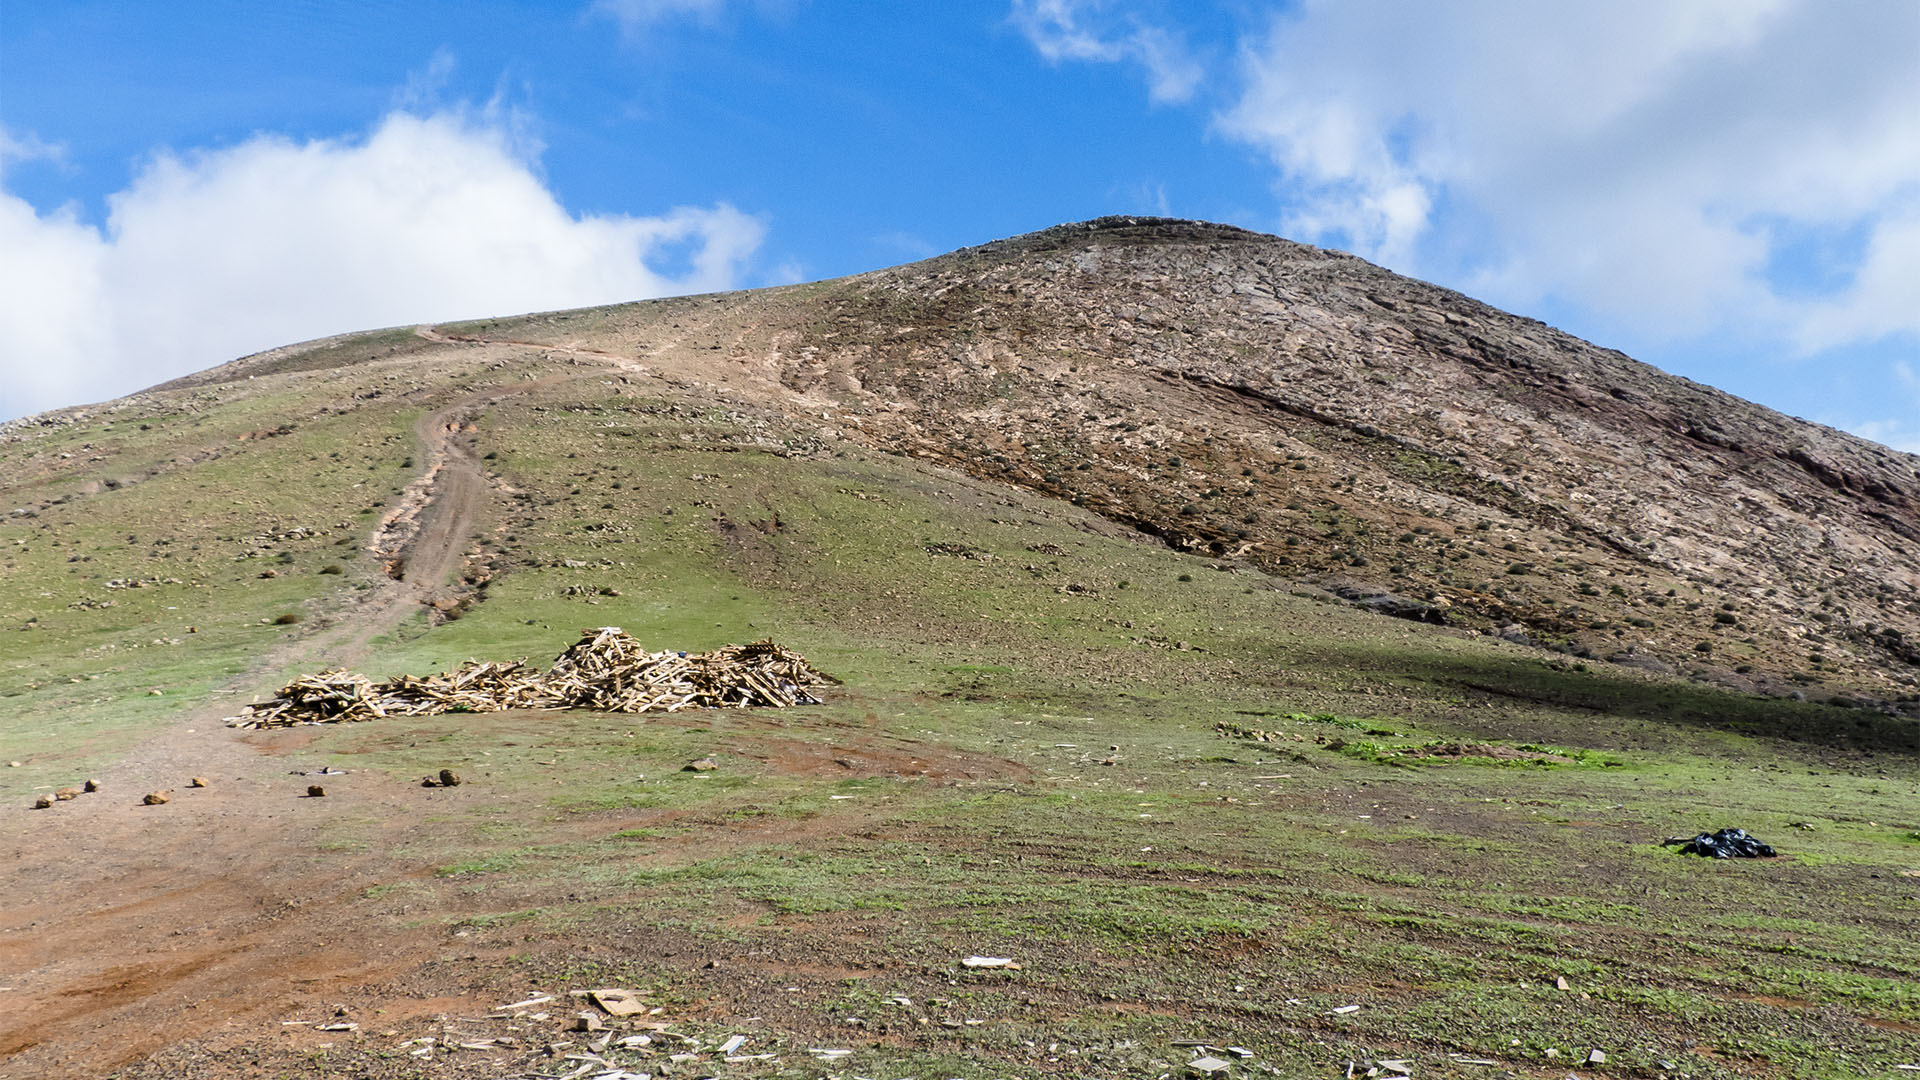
{"left": 788, "top": 217, "right": 1920, "bottom": 708}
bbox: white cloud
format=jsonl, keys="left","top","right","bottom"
{"left": 1212, "top": 0, "right": 1920, "bottom": 352}
{"left": 1013, "top": 1, "right": 1920, "bottom": 366}
{"left": 591, "top": 0, "right": 731, "bottom": 34}
{"left": 1851, "top": 363, "right": 1920, "bottom": 453}
{"left": 0, "top": 109, "right": 765, "bottom": 420}
{"left": 1011, "top": 0, "right": 1203, "bottom": 104}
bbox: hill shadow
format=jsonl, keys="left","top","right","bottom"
{"left": 1326, "top": 644, "right": 1919, "bottom": 759}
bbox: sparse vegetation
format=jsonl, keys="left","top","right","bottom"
{"left": 0, "top": 219, "right": 1915, "bottom": 1079}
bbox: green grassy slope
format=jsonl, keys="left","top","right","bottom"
{"left": 3, "top": 314, "right": 1917, "bottom": 1078}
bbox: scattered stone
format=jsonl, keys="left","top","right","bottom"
{"left": 1332, "top": 582, "right": 1448, "bottom": 624}
{"left": 143, "top": 791, "right": 169, "bottom": 805}
{"left": 1555, "top": 976, "right": 1571, "bottom": 991}
{"left": 1377, "top": 1059, "right": 1413, "bottom": 1075}
{"left": 33, "top": 794, "right": 53, "bottom": 809}
{"left": 7, "top": 761, "right": 19, "bottom": 767}
{"left": 306, "top": 785, "right": 326, "bottom": 798}
{"left": 54, "top": 787, "right": 83, "bottom": 801}
{"left": 572, "top": 1013, "right": 606, "bottom": 1033}
{"left": 83, "top": 779, "right": 99, "bottom": 792}
{"left": 189, "top": 776, "right": 208, "bottom": 788}
{"left": 1585, "top": 1049, "right": 1607, "bottom": 1066}
{"left": 718, "top": 1034, "right": 747, "bottom": 1054}
{"left": 1187, "top": 1056, "right": 1232, "bottom": 1077}
{"left": 1495, "top": 623, "right": 1534, "bottom": 646}
{"left": 683, "top": 757, "right": 718, "bottom": 772}
{"left": 438, "top": 768, "right": 462, "bottom": 787}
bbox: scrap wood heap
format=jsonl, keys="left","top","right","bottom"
{"left": 239, "top": 669, "right": 381, "bottom": 725}
{"left": 227, "top": 627, "right": 837, "bottom": 728}
{"left": 381, "top": 660, "right": 546, "bottom": 715}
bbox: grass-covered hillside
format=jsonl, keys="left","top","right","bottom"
{"left": 1, "top": 221, "right": 1917, "bottom": 1079}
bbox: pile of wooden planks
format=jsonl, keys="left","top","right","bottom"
{"left": 227, "top": 628, "right": 836, "bottom": 728}
{"left": 380, "top": 660, "right": 547, "bottom": 715}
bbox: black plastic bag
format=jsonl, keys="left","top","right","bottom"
{"left": 1676, "top": 827, "right": 1776, "bottom": 858}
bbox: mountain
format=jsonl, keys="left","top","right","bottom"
{"left": 131, "top": 214, "right": 1920, "bottom": 705}
{"left": 2, "top": 218, "right": 1916, "bottom": 1078}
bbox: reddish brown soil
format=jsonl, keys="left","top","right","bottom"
{"left": 0, "top": 707, "right": 468, "bottom": 1075}
{"left": 0, "top": 378, "right": 524, "bottom": 1077}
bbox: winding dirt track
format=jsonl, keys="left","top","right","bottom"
{"left": 0, "top": 358, "right": 538, "bottom": 1075}
{"left": 0, "top": 318, "right": 729, "bottom": 1074}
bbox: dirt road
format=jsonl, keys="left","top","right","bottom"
{"left": 0, "top": 371, "right": 524, "bottom": 1074}
{"left": 0, "top": 319, "right": 730, "bottom": 1074}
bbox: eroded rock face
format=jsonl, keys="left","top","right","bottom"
{"left": 776, "top": 217, "right": 1919, "bottom": 699}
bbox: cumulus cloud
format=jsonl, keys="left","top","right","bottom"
{"left": 1011, "top": 0, "right": 1203, "bottom": 104}
{"left": 0, "top": 109, "right": 764, "bottom": 420}
{"left": 1216, "top": 0, "right": 1920, "bottom": 352}
{"left": 1850, "top": 362, "right": 1920, "bottom": 453}
{"left": 1013, "top": 1, "right": 1920, "bottom": 367}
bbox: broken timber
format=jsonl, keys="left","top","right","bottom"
{"left": 227, "top": 628, "right": 836, "bottom": 728}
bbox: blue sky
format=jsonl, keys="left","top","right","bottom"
{"left": 3, "top": 1, "right": 1917, "bottom": 451}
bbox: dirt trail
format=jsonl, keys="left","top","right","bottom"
{"left": 0, "top": 321, "right": 730, "bottom": 1074}
{"left": 0, "top": 367, "right": 540, "bottom": 1075}
{"left": 412, "top": 323, "right": 644, "bottom": 369}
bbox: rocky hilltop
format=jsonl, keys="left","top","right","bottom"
{"left": 769, "top": 217, "right": 1920, "bottom": 704}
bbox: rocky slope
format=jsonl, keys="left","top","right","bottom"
{"left": 773, "top": 218, "right": 1920, "bottom": 705}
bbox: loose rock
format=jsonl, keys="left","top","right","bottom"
{"left": 438, "top": 768, "right": 462, "bottom": 787}
{"left": 189, "top": 776, "right": 208, "bottom": 788}
{"left": 33, "top": 794, "right": 53, "bottom": 809}
{"left": 144, "top": 791, "right": 169, "bottom": 805}
{"left": 306, "top": 785, "right": 326, "bottom": 798}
